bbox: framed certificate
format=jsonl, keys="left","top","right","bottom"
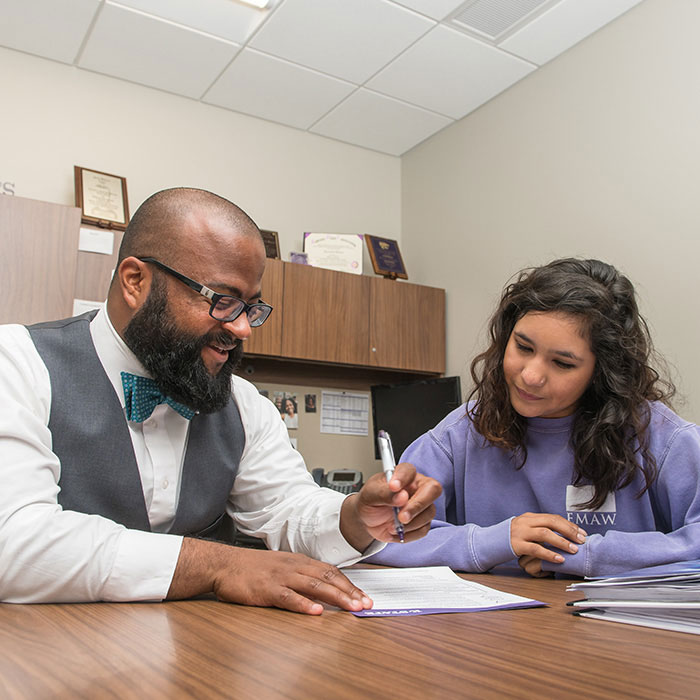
{"left": 303, "top": 233, "right": 363, "bottom": 275}
{"left": 260, "top": 229, "right": 280, "bottom": 259}
{"left": 365, "top": 234, "right": 408, "bottom": 280}
{"left": 74, "top": 166, "right": 130, "bottom": 230}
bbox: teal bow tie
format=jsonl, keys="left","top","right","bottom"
{"left": 121, "top": 371, "right": 196, "bottom": 422}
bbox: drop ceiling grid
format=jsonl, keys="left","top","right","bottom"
{"left": 0, "top": 0, "right": 647, "bottom": 155}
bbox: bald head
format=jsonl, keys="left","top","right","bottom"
{"left": 107, "top": 188, "right": 266, "bottom": 336}
{"left": 116, "top": 187, "right": 261, "bottom": 268}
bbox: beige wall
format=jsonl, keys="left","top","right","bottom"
{"left": 0, "top": 46, "right": 400, "bottom": 264}
{"left": 401, "top": 0, "right": 700, "bottom": 422}
{"left": 0, "top": 45, "right": 401, "bottom": 477}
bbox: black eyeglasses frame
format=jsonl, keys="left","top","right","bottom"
{"left": 137, "top": 257, "right": 273, "bottom": 327}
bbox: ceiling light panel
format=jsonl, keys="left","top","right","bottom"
{"left": 79, "top": 2, "right": 239, "bottom": 98}
{"left": 250, "top": 0, "right": 435, "bottom": 84}
{"left": 114, "top": 0, "right": 270, "bottom": 43}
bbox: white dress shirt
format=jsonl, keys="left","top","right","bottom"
{"left": 0, "top": 307, "right": 379, "bottom": 603}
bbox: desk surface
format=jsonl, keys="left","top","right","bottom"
{"left": 1, "top": 571, "right": 697, "bottom": 699}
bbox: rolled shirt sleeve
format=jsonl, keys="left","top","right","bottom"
{"left": 0, "top": 325, "right": 182, "bottom": 602}
{"left": 229, "top": 376, "right": 383, "bottom": 566}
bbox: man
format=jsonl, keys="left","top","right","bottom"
{"left": 0, "top": 188, "right": 440, "bottom": 614}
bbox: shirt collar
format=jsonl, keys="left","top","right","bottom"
{"left": 89, "top": 304, "right": 150, "bottom": 408}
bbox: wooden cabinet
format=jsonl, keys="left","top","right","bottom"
{"left": 0, "top": 195, "right": 81, "bottom": 325}
{"left": 244, "top": 258, "right": 284, "bottom": 357}
{"left": 369, "top": 277, "right": 445, "bottom": 374}
{"left": 282, "top": 263, "right": 370, "bottom": 365}
{"left": 246, "top": 260, "right": 445, "bottom": 375}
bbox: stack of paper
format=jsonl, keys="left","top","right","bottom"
{"left": 567, "top": 560, "right": 700, "bottom": 634}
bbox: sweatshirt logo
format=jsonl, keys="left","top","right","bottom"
{"left": 565, "top": 485, "right": 616, "bottom": 526}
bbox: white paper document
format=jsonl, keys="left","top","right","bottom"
{"left": 342, "top": 566, "right": 545, "bottom": 617}
{"left": 78, "top": 226, "right": 114, "bottom": 255}
{"left": 320, "top": 391, "right": 369, "bottom": 435}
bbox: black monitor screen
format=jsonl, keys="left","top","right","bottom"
{"left": 371, "top": 376, "right": 462, "bottom": 461}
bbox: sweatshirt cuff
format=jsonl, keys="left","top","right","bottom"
{"left": 470, "top": 518, "right": 515, "bottom": 572}
{"left": 101, "top": 530, "right": 183, "bottom": 602}
{"left": 541, "top": 542, "right": 588, "bottom": 577}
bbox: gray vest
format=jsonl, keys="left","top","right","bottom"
{"left": 27, "top": 312, "right": 245, "bottom": 539}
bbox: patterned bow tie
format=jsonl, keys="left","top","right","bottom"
{"left": 121, "top": 371, "right": 196, "bottom": 422}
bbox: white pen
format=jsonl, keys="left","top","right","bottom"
{"left": 377, "top": 430, "right": 405, "bottom": 543}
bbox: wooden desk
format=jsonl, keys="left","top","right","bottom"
{"left": 1, "top": 572, "right": 698, "bottom": 699}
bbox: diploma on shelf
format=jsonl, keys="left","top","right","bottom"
{"left": 74, "top": 165, "right": 130, "bottom": 230}
{"left": 303, "top": 233, "right": 363, "bottom": 275}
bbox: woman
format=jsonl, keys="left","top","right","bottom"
{"left": 283, "top": 397, "right": 298, "bottom": 429}
{"left": 369, "top": 258, "right": 700, "bottom": 577}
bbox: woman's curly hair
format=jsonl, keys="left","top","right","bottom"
{"left": 467, "top": 258, "right": 675, "bottom": 509}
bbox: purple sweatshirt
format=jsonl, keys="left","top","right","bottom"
{"left": 368, "top": 401, "right": 700, "bottom": 577}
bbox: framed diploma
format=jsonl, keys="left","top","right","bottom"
{"left": 365, "top": 234, "right": 408, "bottom": 280}
{"left": 303, "top": 233, "right": 363, "bottom": 275}
{"left": 260, "top": 229, "right": 280, "bottom": 259}
{"left": 74, "top": 166, "right": 130, "bottom": 230}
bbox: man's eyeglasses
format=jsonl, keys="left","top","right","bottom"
{"left": 138, "top": 257, "right": 273, "bottom": 327}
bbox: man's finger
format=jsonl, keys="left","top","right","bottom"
{"left": 298, "top": 564, "right": 372, "bottom": 608}
{"left": 398, "top": 476, "right": 442, "bottom": 522}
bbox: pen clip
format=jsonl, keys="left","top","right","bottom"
{"left": 377, "top": 429, "right": 396, "bottom": 465}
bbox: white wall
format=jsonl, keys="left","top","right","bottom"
{"left": 401, "top": 0, "right": 700, "bottom": 422}
{"left": 0, "top": 47, "right": 400, "bottom": 263}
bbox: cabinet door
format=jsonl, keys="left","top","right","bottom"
{"left": 0, "top": 195, "right": 81, "bottom": 325}
{"left": 244, "top": 258, "right": 284, "bottom": 357}
{"left": 369, "top": 278, "right": 445, "bottom": 373}
{"left": 283, "top": 263, "right": 370, "bottom": 365}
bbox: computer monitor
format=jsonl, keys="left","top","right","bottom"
{"left": 371, "top": 376, "right": 462, "bottom": 460}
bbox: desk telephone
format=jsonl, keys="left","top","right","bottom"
{"left": 312, "top": 468, "right": 364, "bottom": 494}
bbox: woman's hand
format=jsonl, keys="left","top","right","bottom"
{"left": 511, "top": 512, "right": 586, "bottom": 574}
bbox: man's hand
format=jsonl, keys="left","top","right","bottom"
{"left": 339, "top": 462, "right": 442, "bottom": 552}
{"left": 511, "top": 512, "right": 587, "bottom": 575}
{"left": 167, "top": 538, "right": 372, "bottom": 615}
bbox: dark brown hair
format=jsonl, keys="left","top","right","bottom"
{"left": 468, "top": 258, "right": 675, "bottom": 509}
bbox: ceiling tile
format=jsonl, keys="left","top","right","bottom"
{"left": 78, "top": 2, "right": 239, "bottom": 99}
{"left": 310, "top": 89, "right": 452, "bottom": 156}
{"left": 114, "top": 0, "right": 270, "bottom": 44}
{"left": 499, "top": 0, "right": 646, "bottom": 66}
{"left": 0, "top": 0, "right": 99, "bottom": 64}
{"left": 389, "top": 0, "right": 467, "bottom": 21}
{"left": 367, "top": 25, "right": 535, "bottom": 119}
{"left": 250, "top": 0, "right": 435, "bottom": 84}
{"left": 204, "top": 48, "right": 355, "bottom": 130}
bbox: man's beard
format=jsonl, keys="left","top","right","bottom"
{"left": 123, "top": 278, "right": 243, "bottom": 414}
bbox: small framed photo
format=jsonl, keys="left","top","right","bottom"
{"left": 365, "top": 234, "right": 408, "bottom": 280}
{"left": 260, "top": 229, "right": 280, "bottom": 259}
{"left": 289, "top": 251, "right": 309, "bottom": 265}
{"left": 74, "top": 166, "right": 130, "bottom": 230}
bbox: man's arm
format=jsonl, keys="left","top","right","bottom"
{"left": 0, "top": 325, "right": 182, "bottom": 603}
{"left": 167, "top": 461, "right": 440, "bottom": 615}
{"left": 166, "top": 538, "right": 372, "bottom": 615}
{"left": 229, "top": 378, "right": 441, "bottom": 565}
